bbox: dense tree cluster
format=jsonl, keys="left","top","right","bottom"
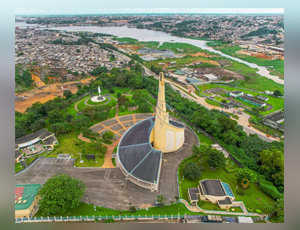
{"left": 39, "top": 174, "right": 85, "bottom": 215}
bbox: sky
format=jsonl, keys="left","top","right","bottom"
{"left": 15, "top": 8, "right": 284, "bottom": 16}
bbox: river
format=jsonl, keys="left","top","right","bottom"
{"left": 29, "top": 24, "right": 283, "bottom": 85}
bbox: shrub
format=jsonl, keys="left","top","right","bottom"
{"left": 109, "top": 88, "right": 115, "bottom": 94}
{"left": 129, "top": 206, "right": 136, "bottom": 213}
{"left": 256, "top": 209, "right": 263, "bottom": 214}
{"left": 258, "top": 182, "right": 283, "bottom": 200}
{"left": 183, "top": 162, "right": 202, "bottom": 180}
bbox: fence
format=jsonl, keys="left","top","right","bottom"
{"left": 15, "top": 214, "right": 186, "bottom": 223}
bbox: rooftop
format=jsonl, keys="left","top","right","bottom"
{"left": 188, "top": 188, "right": 199, "bottom": 201}
{"left": 200, "top": 179, "right": 226, "bottom": 197}
{"left": 118, "top": 117, "right": 162, "bottom": 184}
{"left": 218, "top": 197, "right": 232, "bottom": 205}
{"left": 15, "top": 184, "right": 41, "bottom": 210}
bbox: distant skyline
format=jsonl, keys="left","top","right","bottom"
{"left": 15, "top": 8, "right": 284, "bottom": 16}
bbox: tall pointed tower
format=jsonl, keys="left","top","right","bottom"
{"left": 153, "top": 73, "right": 185, "bottom": 152}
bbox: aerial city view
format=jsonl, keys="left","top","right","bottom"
{"left": 15, "top": 9, "right": 284, "bottom": 223}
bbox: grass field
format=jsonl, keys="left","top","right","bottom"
{"left": 178, "top": 155, "right": 276, "bottom": 214}
{"left": 15, "top": 163, "right": 24, "bottom": 173}
{"left": 77, "top": 96, "right": 117, "bottom": 112}
{"left": 46, "top": 131, "right": 105, "bottom": 161}
{"left": 74, "top": 153, "right": 105, "bottom": 167}
{"left": 205, "top": 98, "right": 222, "bottom": 107}
{"left": 198, "top": 84, "right": 284, "bottom": 115}
{"left": 144, "top": 55, "right": 218, "bottom": 71}
{"left": 214, "top": 45, "right": 284, "bottom": 75}
{"left": 158, "top": 42, "right": 212, "bottom": 55}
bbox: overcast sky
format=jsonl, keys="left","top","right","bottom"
{"left": 15, "top": 8, "right": 284, "bottom": 15}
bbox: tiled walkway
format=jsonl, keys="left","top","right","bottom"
{"left": 80, "top": 113, "right": 154, "bottom": 168}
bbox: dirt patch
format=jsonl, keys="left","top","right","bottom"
{"left": 30, "top": 72, "right": 45, "bottom": 88}
{"left": 251, "top": 53, "right": 273, "bottom": 60}
{"left": 15, "top": 77, "right": 95, "bottom": 113}
{"left": 190, "top": 52, "right": 211, "bottom": 57}
{"left": 237, "top": 50, "right": 273, "bottom": 60}
{"left": 117, "top": 45, "right": 142, "bottom": 51}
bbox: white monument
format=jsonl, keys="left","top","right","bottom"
{"left": 91, "top": 86, "right": 106, "bottom": 103}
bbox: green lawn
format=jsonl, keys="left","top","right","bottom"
{"left": 144, "top": 55, "right": 218, "bottom": 71}
{"left": 158, "top": 42, "right": 211, "bottom": 54}
{"left": 25, "top": 156, "right": 37, "bottom": 165}
{"left": 45, "top": 131, "right": 106, "bottom": 160}
{"left": 15, "top": 163, "right": 24, "bottom": 173}
{"left": 178, "top": 155, "right": 276, "bottom": 214}
{"left": 77, "top": 96, "right": 117, "bottom": 112}
{"left": 205, "top": 98, "right": 222, "bottom": 107}
{"left": 197, "top": 200, "right": 243, "bottom": 213}
{"left": 74, "top": 153, "right": 105, "bottom": 167}
{"left": 34, "top": 202, "right": 206, "bottom": 217}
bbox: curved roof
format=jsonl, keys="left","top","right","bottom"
{"left": 15, "top": 129, "right": 47, "bottom": 145}
{"left": 118, "top": 117, "right": 162, "bottom": 184}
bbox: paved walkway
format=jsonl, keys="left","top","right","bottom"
{"left": 180, "top": 199, "right": 264, "bottom": 217}
{"left": 101, "top": 138, "right": 120, "bottom": 168}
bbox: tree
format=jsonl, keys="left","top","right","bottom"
{"left": 63, "top": 90, "right": 72, "bottom": 100}
{"left": 39, "top": 173, "right": 86, "bottom": 215}
{"left": 236, "top": 168, "right": 257, "bottom": 184}
{"left": 116, "top": 73, "right": 126, "bottom": 87}
{"left": 51, "top": 122, "right": 72, "bottom": 135}
{"left": 259, "top": 149, "right": 284, "bottom": 187}
{"left": 275, "top": 198, "right": 284, "bottom": 222}
{"left": 90, "top": 66, "right": 108, "bottom": 76}
{"left": 129, "top": 206, "right": 136, "bottom": 213}
{"left": 132, "top": 89, "right": 149, "bottom": 102}
{"left": 30, "top": 119, "right": 46, "bottom": 132}
{"left": 118, "top": 95, "right": 130, "bottom": 107}
{"left": 102, "top": 131, "right": 115, "bottom": 142}
{"left": 273, "top": 90, "right": 283, "bottom": 97}
{"left": 72, "top": 115, "right": 90, "bottom": 130}
{"left": 207, "top": 149, "right": 226, "bottom": 169}
{"left": 156, "top": 195, "right": 166, "bottom": 208}
{"left": 48, "top": 109, "right": 65, "bottom": 124}
{"left": 183, "top": 162, "right": 202, "bottom": 180}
